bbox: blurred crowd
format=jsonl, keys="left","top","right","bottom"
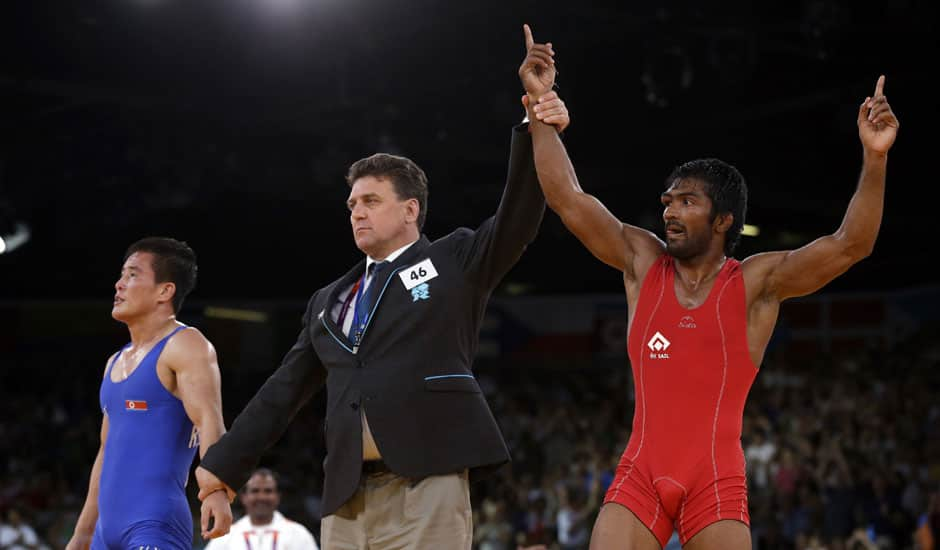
{"left": 467, "top": 325, "right": 940, "bottom": 550}
{"left": 1, "top": 324, "right": 937, "bottom": 550}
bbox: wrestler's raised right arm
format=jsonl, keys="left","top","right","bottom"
{"left": 521, "top": 26, "right": 664, "bottom": 283}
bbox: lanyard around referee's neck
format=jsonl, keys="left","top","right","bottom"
{"left": 351, "top": 265, "right": 377, "bottom": 346}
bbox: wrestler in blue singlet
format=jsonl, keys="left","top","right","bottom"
{"left": 92, "top": 325, "right": 197, "bottom": 550}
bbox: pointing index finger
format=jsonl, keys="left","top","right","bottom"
{"left": 523, "top": 24, "right": 534, "bottom": 51}
{"left": 874, "top": 75, "right": 885, "bottom": 97}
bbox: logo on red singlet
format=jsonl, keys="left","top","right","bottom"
{"left": 647, "top": 332, "right": 671, "bottom": 359}
{"left": 125, "top": 400, "right": 148, "bottom": 411}
{"left": 679, "top": 315, "right": 697, "bottom": 329}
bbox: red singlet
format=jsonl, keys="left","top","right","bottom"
{"left": 604, "top": 255, "right": 757, "bottom": 546}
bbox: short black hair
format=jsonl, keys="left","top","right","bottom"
{"left": 665, "top": 158, "right": 748, "bottom": 256}
{"left": 243, "top": 468, "right": 280, "bottom": 492}
{"left": 123, "top": 237, "right": 197, "bottom": 313}
{"left": 346, "top": 153, "right": 429, "bottom": 230}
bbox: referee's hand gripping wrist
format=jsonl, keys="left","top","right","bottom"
{"left": 195, "top": 465, "right": 237, "bottom": 503}
{"left": 198, "top": 485, "right": 236, "bottom": 503}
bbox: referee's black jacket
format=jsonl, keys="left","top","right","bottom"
{"left": 201, "top": 123, "right": 545, "bottom": 516}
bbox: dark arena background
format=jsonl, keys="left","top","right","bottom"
{"left": 1, "top": 1, "right": 938, "bottom": 549}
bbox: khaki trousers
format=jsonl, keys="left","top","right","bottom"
{"left": 320, "top": 469, "right": 472, "bottom": 550}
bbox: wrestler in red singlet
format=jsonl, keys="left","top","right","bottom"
{"left": 522, "top": 30, "right": 899, "bottom": 548}
{"left": 605, "top": 255, "right": 755, "bottom": 546}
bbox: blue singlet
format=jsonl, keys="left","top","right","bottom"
{"left": 92, "top": 325, "right": 197, "bottom": 550}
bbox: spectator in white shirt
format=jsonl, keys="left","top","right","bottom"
{"left": 205, "top": 469, "right": 318, "bottom": 550}
{"left": 745, "top": 428, "right": 777, "bottom": 491}
{"left": 0, "top": 509, "right": 41, "bottom": 550}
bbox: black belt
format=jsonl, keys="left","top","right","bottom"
{"left": 362, "top": 460, "right": 391, "bottom": 475}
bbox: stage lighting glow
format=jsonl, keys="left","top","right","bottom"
{"left": 204, "top": 306, "right": 268, "bottom": 323}
{"left": 0, "top": 223, "right": 32, "bottom": 254}
{"left": 742, "top": 224, "right": 760, "bottom": 237}
{"left": 262, "top": 0, "right": 304, "bottom": 14}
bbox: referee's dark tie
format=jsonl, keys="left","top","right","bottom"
{"left": 359, "top": 261, "right": 390, "bottom": 321}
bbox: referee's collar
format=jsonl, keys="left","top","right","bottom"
{"left": 365, "top": 239, "right": 418, "bottom": 273}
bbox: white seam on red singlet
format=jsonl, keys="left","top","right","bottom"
{"left": 711, "top": 275, "right": 735, "bottom": 520}
{"left": 652, "top": 477, "right": 688, "bottom": 537}
{"left": 611, "top": 260, "right": 666, "bottom": 501}
{"left": 650, "top": 499, "right": 661, "bottom": 530}
{"left": 652, "top": 476, "right": 688, "bottom": 491}
{"left": 740, "top": 469, "right": 748, "bottom": 521}
{"left": 679, "top": 490, "right": 688, "bottom": 539}
{"left": 609, "top": 461, "right": 632, "bottom": 499}
{"left": 632, "top": 261, "right": 665, "bottom": 461}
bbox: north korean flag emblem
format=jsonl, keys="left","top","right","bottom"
{"left": 125, "top": 400, "right": 148, "bottom": 411}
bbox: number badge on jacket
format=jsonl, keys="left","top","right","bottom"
{"left": 399, "top": 258, "right": 437, "bottom": 301}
